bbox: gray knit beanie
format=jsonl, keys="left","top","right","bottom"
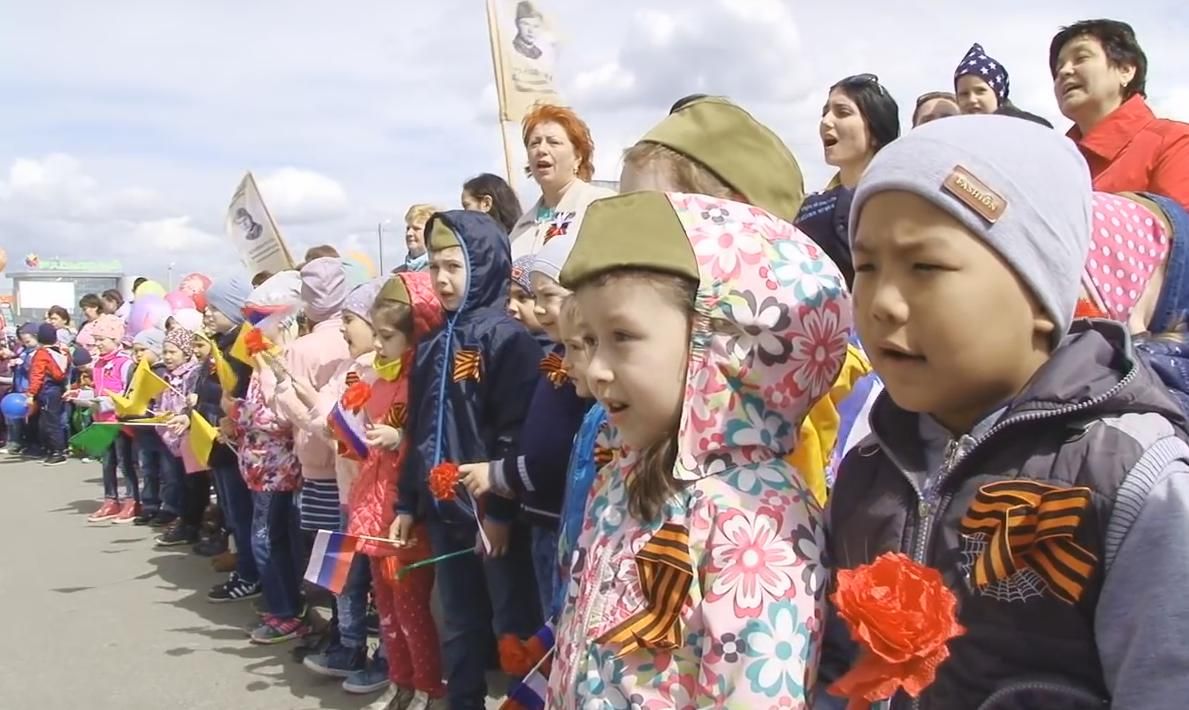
{"left": 850, "top": 114, "right": 1091, "bottom": 348}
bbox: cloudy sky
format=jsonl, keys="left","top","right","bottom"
{"left": 2, "top": 0, "right": 1187, "bottom": 288}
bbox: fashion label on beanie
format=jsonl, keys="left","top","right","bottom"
{"left": 850, "top": 114, "right": 1092, "bottom": 348}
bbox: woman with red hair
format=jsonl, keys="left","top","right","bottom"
{"left": 508, "top": 103, "right": 615, "bottom": 259}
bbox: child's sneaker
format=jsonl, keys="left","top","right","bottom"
{"left": 303, "top": 643, "right": 366, "bottom": 678}
{"left": 344, "top": 652, "right": 392, "bottom": 695}
{"left": 132, "top": 509, "right": 158, "bottom": 526}
{"left": 362, "top": 686, "right": 409, "bottom": 710}
{"left": 405, "top": 691, "right": 447, "bottom": 710}
{"left": 148, "top": 512, "right": 178, "bottom": 528}
{"left": 87, "top": 499, "right": 121, "bottom": 523}
{"left": 155, "top": 523, "right": 198, "bottom": 547}
{"left": 113, "top": 500, "right": 141, "bottom": 524}
{"left": 42, "top": 452, "right": 68, "bottom": 467}
{"left": 249, "top": 616, "right": 310, "bottom": 645}
{"left": 207, "top": 575, "right": 261, "bottom": 603}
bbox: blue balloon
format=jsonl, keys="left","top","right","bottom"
{"left": 1, "top": 392, "right": 29, "bottom": 419}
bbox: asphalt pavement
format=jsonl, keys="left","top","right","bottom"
{"left": 0, "top": 455, "right": 504, "bottom": 709}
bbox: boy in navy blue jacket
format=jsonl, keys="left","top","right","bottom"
{"left": 394, "top": 210, "right": 543, "bottom": 710}
{"left": 460, "top": 233, "right": 594, "bottom": 616}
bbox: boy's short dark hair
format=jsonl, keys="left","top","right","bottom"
{"left": 100, "top": 289, "right": 123, "bottom": 307}
{"left": 79, "top": 293, "right": 102, "bottom": 310}
{"left": 251, "top": 270, "right": 274, "bottom": 287}
{"left": 1049, "top": 19, "right": 1147, "bottom": 98}
{"left": 303, "top": 245, "right": 340, "bottom": 264}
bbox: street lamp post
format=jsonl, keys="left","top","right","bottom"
{"left": 377, "top": 222, "right": 384, "bottom": 273}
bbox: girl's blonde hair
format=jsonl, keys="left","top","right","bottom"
{"left": 405, "top": 203, "right": 440, "bottom": 226}
{"left": 621, "top": 142, "right": 741, "bottom": 201}
{"left": 558, "top": 294, "right": 584, "bottom": 337}
{"left": 579, "top": 268, "right": 698, "bottom": 521}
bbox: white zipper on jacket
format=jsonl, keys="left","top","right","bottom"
{"left": 876, "top": 364, "right": 1140, "bottom": 710}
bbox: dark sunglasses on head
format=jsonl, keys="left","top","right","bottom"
{"left": 915, "top": 91, "right": 957, "bottom": 108}
{"left": 837, "top": 73, "right": 887, "bottom": 96}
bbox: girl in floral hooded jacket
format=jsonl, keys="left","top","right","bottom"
{"left": 547, "top": 192, "right": 851, "bottom": 708}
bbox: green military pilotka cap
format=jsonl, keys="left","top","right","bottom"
{"left": 377, "top": 274, "right": 410, "bottom": 304}
{"left": 559, "top": 192, "right": 700, "bottom": 289}
{"left": 641, "top": 97, "right": 806, "bottom": 222}
{"left": 426, "top": 215, "right": 460, "bottom": 251}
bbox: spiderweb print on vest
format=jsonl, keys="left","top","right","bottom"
{"left": 958, "top": 533, "right": 1046, "bottom": 603}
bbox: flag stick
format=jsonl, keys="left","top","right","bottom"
{"left": 485, "top": 0, "right": 519, "bottom": 187}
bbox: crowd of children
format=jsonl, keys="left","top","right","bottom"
{"left": 8, "top": 16, "right": 1189, "bottom": 710}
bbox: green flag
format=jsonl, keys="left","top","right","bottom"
{"left": 69, "top": 423, "right": 121, "bottom": 458}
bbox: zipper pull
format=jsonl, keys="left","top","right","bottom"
{"left": 918, "top": 499, "right": 930, "bottom": 518}
{"left": 942, "top": 438, "right": 961, "bottom": 472}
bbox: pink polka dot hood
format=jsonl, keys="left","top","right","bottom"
{"left": 1083, "top": 192, "right": 1169, "bottom": 323}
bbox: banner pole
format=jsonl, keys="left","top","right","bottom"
{"left": 247, "top": 171, "right": 297, "bottom": 269}
{"left": 485, "top": 0, "right": 518, "bottom": 186}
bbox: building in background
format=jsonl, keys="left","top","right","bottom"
{"left": 4, "top": 255, "right": 125, "bottom": 324}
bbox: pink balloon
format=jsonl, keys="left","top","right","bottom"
{"left": 127, "top": 294, "right": 173, "bottom": 337}
{"left": 179, "top": 273, "right": 211, "bottom": 296}
{"left": 165, "top": 290, "right": 196, "bottom": 311}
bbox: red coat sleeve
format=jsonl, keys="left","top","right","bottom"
{"left": 1152, "top": 131, "right": 1189, "bottom": 213}
{"left": 27, "top": 349, "right": 65, "bottom": 398}
{"left": 27, "top": 350, "right": 48, "bottom": 398}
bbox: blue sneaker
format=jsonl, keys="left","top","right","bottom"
{"left": 342, "top": 651, "right": 390, "bottom": 694}
{"left": 303, "top": 643, "right": 366, "bottom": 678}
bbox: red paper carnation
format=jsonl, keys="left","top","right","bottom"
{"left": 341, "top": 380, "right": 372, "bottom": 411}
{"left": 828, "top": 552, "right": 965, "bottom": 706}
{"left": 428, "top": 462, "right": 460, "bottom": 502}
{"left": 497, "top": 633, "right": 549, "bottom": 676}
{"left": 244, "top": 327, "right": 270, "bottom": 356}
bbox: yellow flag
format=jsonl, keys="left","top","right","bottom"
{"left": 187, "top": 411, "right": 218, "bottom": 466}
{"left": 129, "top": 357, "right": 168, "bottom": 407}
{"left": 210, "top": 338, "right": 239, "bottom": 393}
{"left": 109, "top": 360, "right": 169, "bottom": 417}
{"left": 110, "top": 391, "right": 143, "bottom": 418}
{"left": 228, "top": 323, "right": 253, "bottom": 366}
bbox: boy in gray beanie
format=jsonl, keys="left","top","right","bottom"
{"left": 819, "top": 114, "right": 1189, "bottom": 709}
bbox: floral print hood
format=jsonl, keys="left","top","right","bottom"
{"left": 668, "top": 193, "right": 852, "bottom": 481}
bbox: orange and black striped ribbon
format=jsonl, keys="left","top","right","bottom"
{"left": 959, "top": 480, "right": 1097, "bottom": 604}
{"left": 595, "top": 523, "right": 693, "bottom": 658}
{"left": 540, "top": 352, "right": 568, "bottom": 389}
{"left": 345, "top": 371, "right": 361, "bottom": 387}
{"left": 453, "top": 349, "right": 482, "bottom": 383}
{"left": 385, "top": 402, "right": 407, "bottom": 429}
{"left": 594, "top": 445, "right": 614, "bottom": 468}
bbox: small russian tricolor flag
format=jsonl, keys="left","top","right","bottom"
{"left": 303, "top": 530, "right": 359, "bottom": 594}
{"left": 502, "top": 669, "right": 548, "bottom": 710}
{"left": 328, "top": 401, "right": 369, "bottom": 461}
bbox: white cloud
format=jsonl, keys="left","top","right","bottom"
{"left": 128, "top": 216, "right": 221, "bottom": 254}
{"left": 0, "top": 0, "right": 1186, "bottom": 287}
{"left": 257, "top": 168, "right": 350, "bottom": 225}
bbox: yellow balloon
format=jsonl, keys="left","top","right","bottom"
{"left": 134, "top": 280, "right": 167, "bottom": 297}
{"left": 345, "top": 250, "right": 378, "bottom": 279}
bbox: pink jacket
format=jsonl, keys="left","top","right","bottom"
{"left": 92, "top": 350, "right": 133, "bottom": 423}
{"left": 269, "top": 318, "right": 351, "bottom": 481}
{"left": 294, "top": 352, "right": 376, "bottom": 497}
